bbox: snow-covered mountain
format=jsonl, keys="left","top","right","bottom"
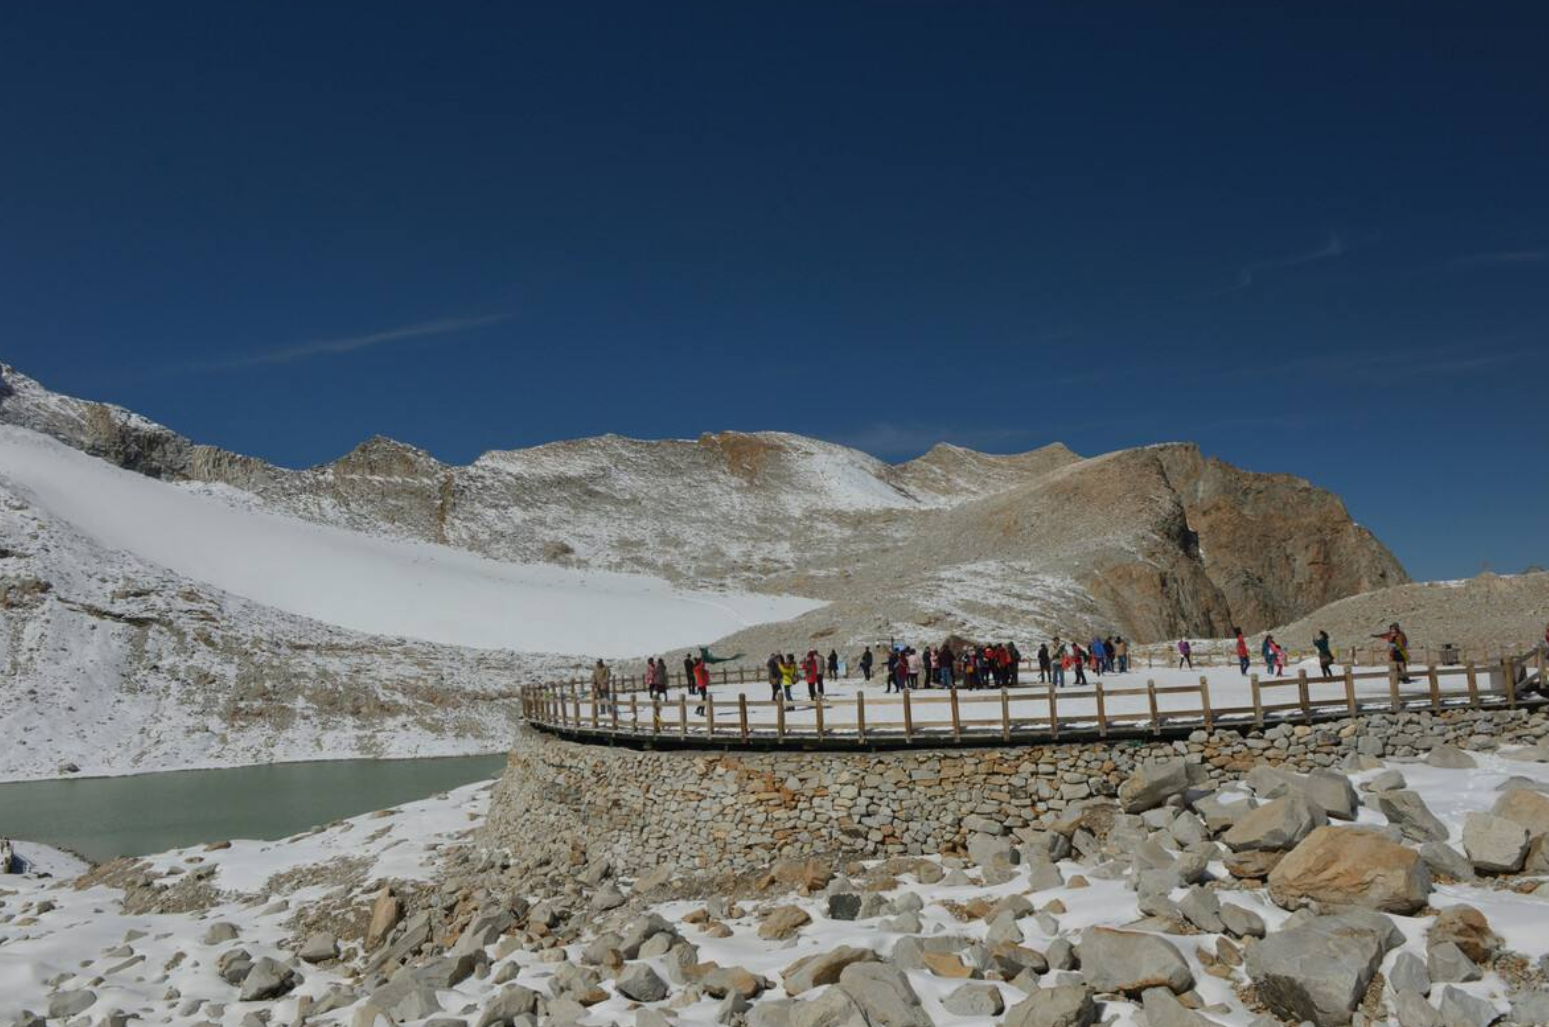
{"left": 0, "top": 362, "right": 1408, "bottom": 776}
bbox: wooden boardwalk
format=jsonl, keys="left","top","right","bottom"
{"left": 522, "top": 648, "right": 1548, "bottom": 750}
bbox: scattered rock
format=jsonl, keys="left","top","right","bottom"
{"left": 239, "top": 957, "right": 302, "bottom": 1002}
{"left": 941, "top": 982, "right": 1004, "bottom": 1016}
{"left": 201, "top": 922, "right": 240, "bottom": 945}
{"left": 48, "top": 992, "right": 98, "bottom": 1019}
{"left": 1119, "top": 759, "right": 1192, "bottom": 814}
{"left": 617, "top": 963, "right": 670, "bottom": 1003}
{"left": 1425, "top": 745, "right": 1477, "bottom": 769}
{"left": 298, "top": 932, "right": 339, "bottom": 964}
{"left": 1268, "top": 826, "right": 1431, "bottom": 913}
{"left": 1427, "top": 941, "right": 1481, "bottom": 984}
{"left": 1376, "top": 791, "right": 1450, "bottom": 843}
{"left": 1222, "top": 794, "right": 1326, "bottom": 852}
{"left": 1244, "top": 910, "right": 1402, "bottom": 1027}
{"left": 782, "top": 947, "right": 880, "bottom": 995}
{"left": 365, "top": 889, "right": 402, "bottom": 950}
{"left": 1429, "top": 906, "right": 1499, "bottom": 965}
{"left": 1076, "top": 927, "right": 1193, "bottom": 995}
{"left": 836, "top": 962, "right": 930, "bottom": 1027}
{"left": 1492, "top": 788, "right": 1549, "bottom": 840}
{"left": 1462, "top": 812, "right": 1529, "bottom": 873}
{"left": 1002, "top": 984, "right": 1097, "bottom": 1027}
{"left": 1388, "top": 951, "right": 1430, "bottom": 996}
{"left": 1436, "top": 985, "right": 1501, "bottom": 1027}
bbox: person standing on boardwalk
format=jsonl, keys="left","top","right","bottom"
{"left": 859, "top": 646, "right": 874, "bottom": 681}
{"left": 592, "top": 658, "right": 613, "bottom": 716}
{"left": 803, "top": 650, "right": 821, "bottom": 700}
{"left": 1314, "top": 630, "right": 1336, "bottom": 678}
{"left": 692, "top": 655, "right": 711, "bottom": 715}
{"left": 1114, "top": 637, "right": 1128, "bottom": 673}
{"left": 1234, "top": 628, "right": 1250, "bottom": 675}
{"left": 1037, "top": 642, "right": 1052, "bottom": 683}
{"left": 827, "top": 649, "right": 840, "bottom": 681}
{"left": 1008, "top": 641, "right": 1022, "bottom": 685}
{"left": 779, "top": 653, "right": 798, "bottom": 700}
{"left": 1051, "top": 637, "right": 1067, "bottom": 687}
{"left": 907, "top": 647, "right": 923, "bottom": 690}
{"left": 1261, "top": 634, "right": 1280, "bottom": 676}
{"left": 766, "top": 652, "right": 783, "bottom": 702}
{"left": 683, "top": 653, "right": 696, "bottom": 693}
{"left": 1373, "top": 622, "right": 1413, "bottom": 683}
{"left": 1177, "top": 638, "right": 1193, "bottom": 670}
{"left": 937, "top": 642, "right": 956, "bottom": 688}
{"left": 1071, "top": 641, "right": 1088, "bottom": 686}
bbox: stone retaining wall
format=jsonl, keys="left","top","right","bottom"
{"left": 480, "top": 705, "right": 1549, "bottom": 877}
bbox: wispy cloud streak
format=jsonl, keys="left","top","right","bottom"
{"left": 214, "top": 314, "right": 507, "bottom": 370}
{"left": 1197, "top": 231, "right": 1348, "bottom": 299}
{"left": 1450, "top": 250, "right": 1545, "bottom": 267}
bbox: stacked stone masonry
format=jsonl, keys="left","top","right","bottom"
{"left": 482, "top": 706, "right": 1549, "bottom": 877}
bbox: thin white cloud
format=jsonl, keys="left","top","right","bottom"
{"left": 215, "top": 314, "right": 507, "bottom": 370}
{"left": 1201, "top": 231, "right": 1348, "bottom": 298}
{"left": 133, "top": 314, "right": 509, "bottom": 381}
{"left": 1450, "top": 250, "right": 1546, "bottom": 267}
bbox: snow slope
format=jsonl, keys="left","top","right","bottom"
{"left": 0, "top": 426, "right": 822, "bottom": 658}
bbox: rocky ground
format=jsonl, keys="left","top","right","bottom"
{"left": 12, "top": 739, "right": 1549, "bottom": 1026}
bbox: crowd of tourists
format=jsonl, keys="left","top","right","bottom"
{"left": 586, "top": 622, "right": 1420, "bottom": 705}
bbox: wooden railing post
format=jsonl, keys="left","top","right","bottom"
{"left": 651, "top": 698, "right": 661, "bottom": 735}
{"left": 1146, "top": 679, "right": 1159, "bottom": 734}
{"left": 1343, "top": 667, "right": 1357, "bottom": 715}
{"left": 1297, "top": 669, "right": 1311, "bottom": 725}
{"left": 738, "top": 694, "right": 749, "bottom": 742}
{"left": 1250, "top": 674, "right": 1263, "bottom": 727}
{"left": 1095, "top": 680, "right": 1107, "bottom": 739}
{"left": 705, "top": 693, "right": 715, "bottom": 738}
{"left": 903, "top": 690, "right": 913, "bottom": 741}
{"left": 1505, "top": 658, "right": 1518, "bottom": 709}
{"left": 679, "top": 694, "right": 688, "bottom": 738}
{"left": 1427, "top": 663, "right": 1442, "bottom": 711}
{"left": 1048, "top": 683, "right": 1059, "bottom": 739}
{"left": 775, "top": 694, "right": 786, "bottom": 741}
{"left": 610, "top": 694, "right": 619, "bottom": 733}
{"left": 1388, "top": 664, "right": 1401, "bottom": 712}
{"left": 949, "top": 689, "right": 961, "bottom": 742}
{"left": 857, "top": 692, "right": 867, "bottom": 743}
{"left": 1199, "top": 676, "right": 1212, "bottom": 730}
{"left": 815, "top": 696, "right": 825, "bottom": 739}
{"left": 1000, "top": 688, "right": 1011, "bottom": 742}
{"left": 1465, "top": 661, "right": 1480, "bottom": 707}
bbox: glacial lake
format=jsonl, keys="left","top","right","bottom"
{"left": 0, "top": 753, "right": 508, "bottom": 865}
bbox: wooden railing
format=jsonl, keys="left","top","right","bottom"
{"left": 545, "top": 642, "right": 1538, "bottom": 696}
{"left": 520, "top": 648, "right": 1548, "bottom": 749}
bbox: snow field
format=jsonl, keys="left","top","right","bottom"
{"left": 0, "top": 426, "right": 824, "bottom": 658}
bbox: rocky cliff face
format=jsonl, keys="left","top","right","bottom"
{"left": 0, "top": 363, "right": 1407, "bottom": 646}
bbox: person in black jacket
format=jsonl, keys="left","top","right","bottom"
{"left": 827, "top": 649, "right": 839, "bottom": 680}
{"left": 683, "top": 654, "right": 696, "bottom": 695}
{"left": 1037, "top": 643, "right": 1051, "bottom": 683}
{"left": 859, "top": 646, "right": 874, "bottom": 681}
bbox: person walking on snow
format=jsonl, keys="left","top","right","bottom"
{"left": 859, "top": 646, "right": 874, "bottom": 681}
{"left": 1037, "top": 643, "right": 1051, "bottom": 683}
{"left": 1177, "top": 639, "right": 1193, "bottom": 670}
{"left": 937, "top": 643, "right": 956, "bottom": 688}
{"left": 907, "top": 648, "right": 923, "bottom": 690}
{"left": 1071, "top": 642, "right": 1088, "bottom": 686}
{"left": 803, "top": 650, "right": 821, "bottom": 701}
{"left": 779, "top": 653, "right": 797, "bottom": 701}
{"left": 1314, "top": 630, "right": 1336, "bottom": 678}
{"left": 1051, "top": 637, "right": 1067, "bottom": 687}
{"left": 682, "top": 653, "right": 696, "bottom": 693}
{"left": 1114, "top": 637, "right": 1128, "bottom": 673}
{"left": 827, "top": 649, "right": 839, "bottom": 681}
{"left": 1234, "top": 628, "right": 1250, "bottom": 675}
{"left": 766, "top": 652, "right": 783, "bottom": 703}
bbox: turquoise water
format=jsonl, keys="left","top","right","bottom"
{"left": 0, "top": 753, "right": 508, "bottom": 864}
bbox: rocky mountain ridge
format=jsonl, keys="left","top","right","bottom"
{"left": 0, "top": 362, "right": 1406, "bottom": 648}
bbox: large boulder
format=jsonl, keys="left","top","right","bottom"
{"left": 1492, "top": 788, "right": 1549, "bottom": 839}
{"left": 1222, "top": 794, "right": 1326, "bottom": 852}
{"left": 759, "top": 905, "right": 813, "bottom": 941}
{"left": 1245, "top": 910, "right": 1403, "bottom": 1027}
{"left": 1002, "top": 985, "right": 1098, "bottom": 1027}
{"left": 1375, "top": 791, "right": 1450, "bottom": 843}
{"left": 368, "top": 976, "right": 441, "bottom": 1021}
{"left": 616, "top": 963, "right": 669, "bottom": 1003}
{"left": 1268, "top": 826, "right": 1431, "bottom": 913}
{"left": 941, "top": 983, "right": 1005, "bottom": 1016}
{"left": 789, "top": 987, "right": 869, "bottom": 1027}
{"left": 782, "top": 947, "right": 880, "bottom": 995}
{"left": 240, "top": 957, "right": 303, "bottom": 1001}
{"left": 1462, "top": 813, "right": 1529, "bottom": 874}
{"left": 1248, "top": 766, "right": 1359, "bottom": 820}
{"left": 475, "top": 985, "right": 540, "bottom": 1027}
{"left": 1428, "top": 905, "right": 1499, "bottom": 964}
{"left": 1075, "top": 928, "right": 1193, "bottom": 995}
{"left": 836, "top": 963, "right": 930, "bottom": 1027}
{"left": 1119, "top": 759, "right": 1192, "bottom": 813}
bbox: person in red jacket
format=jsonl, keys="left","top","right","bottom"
{"left": 692, "top": 656, "right": 711, "bottom": 716}
{"left": 1234, "top": 628, "right": 1250, "bottom": 676}
{"left": 803, "top": 650, "right": 821, "bottom": 701}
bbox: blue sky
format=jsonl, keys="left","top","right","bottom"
{"left": 1, "top": 3, "right": 1545, "bottom": 580}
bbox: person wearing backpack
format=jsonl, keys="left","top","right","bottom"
{"left": 1177, "top": 638, "right": 1193, "bottom": 670}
